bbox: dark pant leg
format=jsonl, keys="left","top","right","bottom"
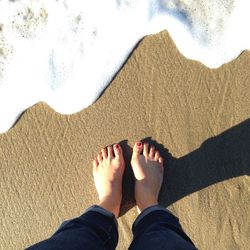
{"left": 26, "top": 205, "right": 118, "bottom": 250}
{"left": 129, "top": 205, "right": 197, "bottom": 250}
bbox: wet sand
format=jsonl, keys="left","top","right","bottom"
{"left": 0, "top": 31, "right": 249, "bottom": 249}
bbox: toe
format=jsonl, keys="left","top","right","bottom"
{"left": 155, "top": 151, "right": 160, "bottom": 161}
{"left": 113, "top": 144, "right": 122, "bottom": 158}
{"left": 143, "top": 143, "right": 149, "bottom": 157}
{"left": 159, "top": 157, "right": 164, "bottom": 165}
{"left": 107, "top": 145, "right": 114, "bottom": 158}
{"left": 149, "top": 146, "right": 155, "bottom": 158}
{"left": 101, "top": 147, "right": 108, "bottom": 159}
{"left": 97, "top": 152, "right": 102, "bottom": 162}
{"left": 132, "top": 141, "right": 143, "bottom": 156}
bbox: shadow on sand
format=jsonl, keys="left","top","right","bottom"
{"left": 119, "top": 119, "right": 250, "bottom": 216}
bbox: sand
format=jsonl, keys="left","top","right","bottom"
{"left": 0, "top": 31, "right": 249, "bottom": 249}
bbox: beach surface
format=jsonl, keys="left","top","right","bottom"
{"left": 0, "top": 31, "right": 249, "bottom": 249}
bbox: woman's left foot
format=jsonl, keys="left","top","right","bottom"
{"left": 93, "top": 144, "right": 125, "bottom": 218}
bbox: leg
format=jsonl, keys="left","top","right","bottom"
{"left": 129, "top": 141, "right": 197, "bottom": 250}
{"left": 27, "top": 144, "right": 125, "bottom": 250}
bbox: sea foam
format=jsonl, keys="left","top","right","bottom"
{"left": 0, "top": 0, "right": 248, "bottom": 132}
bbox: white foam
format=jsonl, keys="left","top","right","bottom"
{"left": 0, "top": 0, "right": 248, "bottom": 132}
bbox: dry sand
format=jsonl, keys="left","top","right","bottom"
{"left": 0, "top": 31, "right": 249, "bottom": 249}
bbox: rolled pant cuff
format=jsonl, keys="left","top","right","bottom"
{"left": 79, "top": 205, "right": 119, "bottom": 247}
{"left": 86, "top": 205, "right": 118, "bottom": 228}
{"left": 132, "top": 205, "right": 195, "bottom": 246}
{"left": 133, "top": 205, "right": 176, "bottom": 228}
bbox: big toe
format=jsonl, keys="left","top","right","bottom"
{"left": 132, "top": 141, "right": 143, "bottom": 157}
{"left": 113, "top": 144, "right": 123, "bottom": 159}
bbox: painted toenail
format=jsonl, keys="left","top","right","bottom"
{"left": 136, "top": 142, "right": 142, "bottom": 147}
{"left": 114, "top": 144, "right": 119, "bottom": 150}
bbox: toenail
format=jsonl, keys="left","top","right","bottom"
{"left": 136, "top": 142, "right": 142, "bottom": 147}
{"left": 114, "top": 144, "right": 119, "bottom": 149}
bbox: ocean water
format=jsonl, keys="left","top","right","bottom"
{"left": 0, "top": 0, "right": 248, "bottom": 132}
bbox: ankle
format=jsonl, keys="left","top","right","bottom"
{"left": 136, "top": 199, "right": 159, "bottom": 214}
{"left": 98, "top": 199, "right": 121, "bottom": 218}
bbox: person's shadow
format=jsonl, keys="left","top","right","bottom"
{"left": 119, "top": 118, "right": 250, "bottom": 216}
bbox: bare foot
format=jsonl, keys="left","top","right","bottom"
{"left": 92, "top": 144, "right": 125, "bottom": 218}
{"left": 131, "top": 141, "right": 164, "bottom": 213}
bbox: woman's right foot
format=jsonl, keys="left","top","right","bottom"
{"left": 92, "top": 144, "right": 125, "bottom": 218}
{"left": 131, "top": 141, "right": 164, "bottom": 213}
